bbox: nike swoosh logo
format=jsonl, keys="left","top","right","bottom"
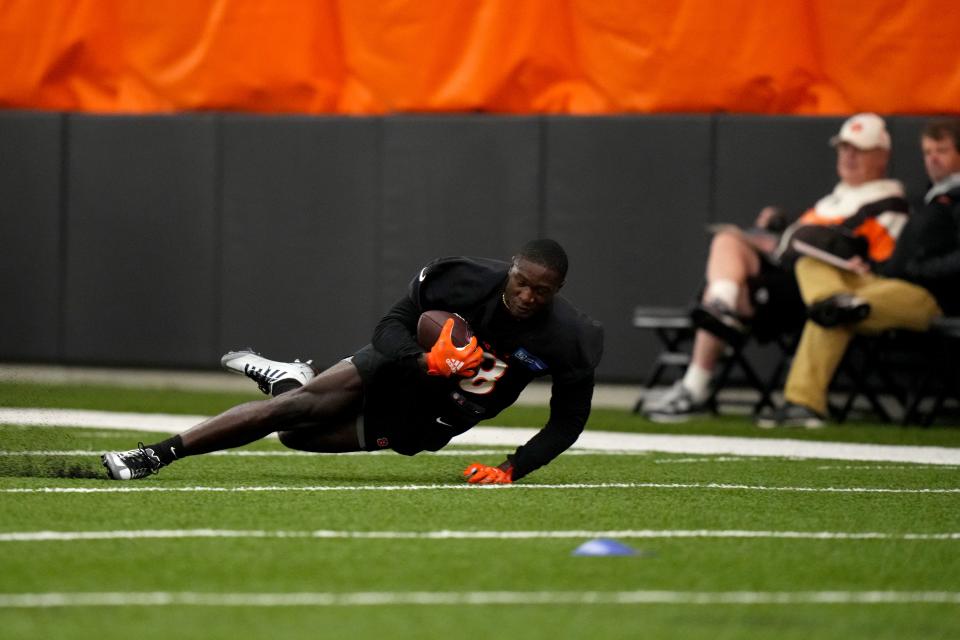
{"left": 435, "top": 417, "right": 453, "bottom": 427}
{"left": 419, "top": 267, "right": 428, "bottom": 282}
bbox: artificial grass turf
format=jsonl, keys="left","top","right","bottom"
{"left": 3, "top": 452, "right": 958, "bottom": 530}
{"left": 3, "top": 603, "right": 958, "bottom": 640}
{"left": 1, "top": 384, "right": 958, "bottom": 640}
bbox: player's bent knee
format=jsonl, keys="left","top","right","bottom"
{"left": 277, "top": 429, "right": 327, "bottom": 452}
{"left": 711, "top": 231, "right": 741, "bottom": 253}
{"left": 277, "top": 429, "right": 307, "bottom": 450}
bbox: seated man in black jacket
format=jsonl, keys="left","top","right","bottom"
{"left": 102, "top": 239, "right": 604, "bottom": 484}
{"left": 762, "top": 118, "right": 960, "bottom": 427}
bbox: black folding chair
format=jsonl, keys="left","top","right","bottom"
{"left": 632, "top": 305, "right": 797, "bottom": 416}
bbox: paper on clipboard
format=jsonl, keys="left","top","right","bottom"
{"left": 791, "top": 239, "right": 858, "bottom": 271}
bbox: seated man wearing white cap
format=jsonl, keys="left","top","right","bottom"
{"left": 643, "top": 113, "right": 909, "bottom": 422}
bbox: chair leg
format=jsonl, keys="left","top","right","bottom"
{"left": 632, "top": 321, "right": 694, "bottom": 414}
{"left": 834, "top": 336, "right": 893, "bottom": 424}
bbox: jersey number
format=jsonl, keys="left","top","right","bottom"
{"left": 460, "top": 353, "right": 507, "bottom": 395}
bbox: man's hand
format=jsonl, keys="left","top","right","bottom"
{"left": 425, "top": 318, "right": 484, "bottom": 377}
{"left": 463, "top": 461, "right": 513, "bottom": 484}
{"left": 846, "top": 255, "right": 872, "bottom": 275}
{"left": 754, "top": 205, "right": 788, "bottom": 232}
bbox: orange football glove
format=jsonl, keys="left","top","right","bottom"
{"left": 462, "top": 461, "right": 513, "bottom": 484}
{"left": 425, "top": 318, "right": 484, "bottom": 378}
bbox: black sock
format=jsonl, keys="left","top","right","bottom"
{"left": 144, "top": 435, "right": 184, "bottom": 466}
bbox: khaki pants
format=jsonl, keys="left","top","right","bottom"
{"left": 784, "top": 257, "right": 943, "bottom": 415}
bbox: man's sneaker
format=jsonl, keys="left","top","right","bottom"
{"left": 642, "top": 382, "right": 709, "bottom": 423}
{"left": 101, "top": 443, "right": 163, "bottom": 480}
{"left": 756, "top": 402, "right": 826, "bottom": 429}
{"left": 691, "top": 300, "right": 748, "bottom": 345}
{"left": 221, "top": 349, "right": 316, "bottom": 395}
{"left": 808, "top": 294, "right": 871, "bottom": 328}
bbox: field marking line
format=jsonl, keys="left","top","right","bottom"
{"left": 1, "top": 590, "right": 958, "bottom": 608}
{"left": 2, "top": 528, "right": 959, "bottom": 543}
{"left": 3, "top": 407, "right": 960, "bottom": 465}
{"left": 0, "top": 449, "right": 642, "bottom": 457}
{"left": 817, "top": 464, "right": 960, "bottom": 470}
{"left": 655, "top": 456, "right": 782, "bottom": 464}
{"left": 3, "top": 482, "right": 959, "bottom": 494}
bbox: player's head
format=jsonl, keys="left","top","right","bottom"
{"left": 830, "top": 114, "right": 891, "bottom": 187}
{"left": 516, "top": 238, "right": 568, "bottom": 280}
{"left": 921, "top": 118, "right": 960, "bottom": 184}
{"left": 503, "top": 239, "right": 566, "bottom": 320}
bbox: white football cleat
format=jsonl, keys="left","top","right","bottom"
{"left": 221, "top": 349, "right": 316, "bottom": 395}
{"left": 101, "top": 443, "right": 163, "bottom": 480}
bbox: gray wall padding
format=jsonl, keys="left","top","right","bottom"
{"left": 0, "top": 112, "right": 63, "bottom": 361}
{"left": 219, "top": 116, "right": 382, "bottom": 367}
{"left": 888, "top": 116, "right": 934, "bottom": 201}
{"left": 379, "top": 116, "right": 542, "bottom": 312}
{"left": 545, "top": 116, "right": 714, "bottom": 379}
{"left": 714, "top": 116, "right": 841, "bottom": 226}
{"left": 0, "top": 112, "right": 939, "bottom": 382}
{"left": 62, "top": 116, "right": 219, "bottom": 366}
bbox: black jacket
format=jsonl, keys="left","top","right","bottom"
{"left": 880, "top": 180, "right": 960, "bottom": 315}
{"left": 371, "top": 256, "right": 604, "bottom": 479}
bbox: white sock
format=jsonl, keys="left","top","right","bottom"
{"left": 681, "top": 363, "right": 712, "bottom": 402}
{"left": 705, "top": 279, "right": 739, "bottom": 309}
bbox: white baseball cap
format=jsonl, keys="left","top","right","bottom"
{"left": 829, "top": 113, "right": 891, "bottom": 150}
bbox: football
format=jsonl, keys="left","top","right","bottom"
{"left": 417, "top": 310, "right": 474, "bottom": 349}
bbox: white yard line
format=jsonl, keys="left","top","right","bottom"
{"left": 0, "top": 590, "right": 957, "bottom": 608}
{"left": 1, "top": 528, "right": 958, "bottom": 543}
{"left": 817, "top": 464, "right": 960, "bottom": 470}
{"left": 4, "top": 482, "right": 958, "bottom": 495}
{"left": 654, "top": 456, "right": 774, "bottom": 463}
{"left": 2, "top": 407, "right": 960, "bottom": 465}
{"left": 0, "top": 408, "right": 205, "bottom": 433}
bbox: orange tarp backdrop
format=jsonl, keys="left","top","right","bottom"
{"left": 1, "top": 0, "right": 957, "bottom": 115}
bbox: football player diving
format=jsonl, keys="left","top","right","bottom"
{"left": 102, "top": 239, "right": 603, "bottom": 485}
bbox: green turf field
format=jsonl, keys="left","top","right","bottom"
{"left": 1, "top": 382, "right": 958, "bottom": 639}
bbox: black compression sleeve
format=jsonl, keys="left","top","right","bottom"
{"left": 507, "top": 375, "right": 594, "bottom": 480}
{"left": 371, "top": 296, "right": 425, "bottom": 369}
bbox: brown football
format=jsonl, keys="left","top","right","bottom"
{"left": 417, "top": 310, "right": 474, "bottom": 349}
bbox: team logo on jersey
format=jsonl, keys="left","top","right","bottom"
{"left": 512, "top": 347, "right": 547, "bottom": 371}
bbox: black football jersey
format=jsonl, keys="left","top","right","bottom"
{"left": 370, "top": 256, "right": 604, "bottom": 479}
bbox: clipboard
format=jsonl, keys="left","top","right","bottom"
{"left": 791, "top": 239, "right": 859, "bottom": 272}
